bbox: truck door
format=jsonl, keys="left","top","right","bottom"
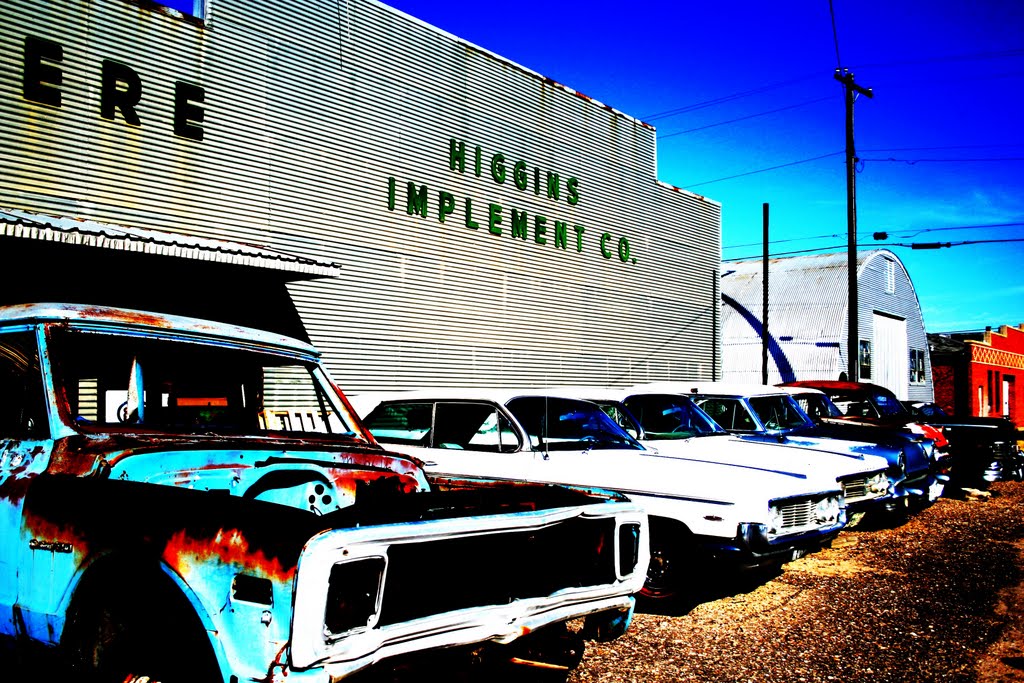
{"left": 0, "top": 329, "right": 52, "bottom": 639}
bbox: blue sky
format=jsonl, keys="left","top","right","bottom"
{"left": 383, "top": 0, "right": 1024, "bottom": 333}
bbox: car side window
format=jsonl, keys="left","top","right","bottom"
{"left": 433, "top": 402, "right": 519, "bottom": 453}
{"left": 363, "top": 402, "right": 433, "bottom": 445}
{"left": 0, "top": 331, "right": 49, "bottom": 439}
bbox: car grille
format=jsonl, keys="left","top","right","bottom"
{"left": 842, "top": 476, "right": 870, "bottom": 502}
{"left": 777, "top": 498, "right": 818, "bottom": 533}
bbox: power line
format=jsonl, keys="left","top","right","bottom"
{"left": 829, "top": 0, "right": 843, "bottom": 68}
{"left": 724, "top": 222, "right": 1024, "bottom": 250}
{"left": 862, "top": 144, "right": 1024, "bottom": 152}
{"left": 723, "top": 237, "right": 1024, "bottom": 261}
{"left": 658, "top": 96, "right": 835, "bottom": 140}
{"left": 682, "top": 152, "right": 843, "bottom": 189}
{"left": 641, "top": 49, "right": 1023, "bottom": 125}
{"left": 861, "top": 157, "right": 1024, "bottom": 164}
{"left": 849, "top": 48, "right": 1024, "bottom": 71}
{"left": 641, "top": 72, "right": 825, "bottom": 122}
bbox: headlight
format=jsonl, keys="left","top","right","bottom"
{"left": 618, "top": 522, "right": 642, "bottom": 577}
{"left": 868, "top": 472, "right": 890, "bottom": 494}
{"left": 813, "top": 496, "right": 841, "bottom": 524}
{"left": 766, "top": 506, "right": 785, "bottom": 535}
{"left": 324, "top": 556, "right": 386, "bottom": 636}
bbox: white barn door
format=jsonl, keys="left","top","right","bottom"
{"left": 873, "top": 313, "right": 908, "bottom": 399}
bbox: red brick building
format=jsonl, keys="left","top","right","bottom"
{"left": 929, "top": 324, "right": 1024, "bottom": 424}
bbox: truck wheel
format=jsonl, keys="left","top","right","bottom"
{"left": 64, "top": 568, "right": 220, "bottom": 683}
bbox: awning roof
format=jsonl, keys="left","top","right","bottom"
{"left": 1, "top": 207, "right": 342, "bottom": 278}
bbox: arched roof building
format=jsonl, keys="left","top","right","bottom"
{"left": 720, "top": 249, "right": 932, "bottom": 401}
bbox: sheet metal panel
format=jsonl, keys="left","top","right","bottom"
{"left": 721, "top": 250, "right": 932, "bottom": 399}
{"left": 1, "top": 0, "right": 721, "bottom": 391}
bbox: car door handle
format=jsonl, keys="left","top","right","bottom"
{"left": 422, "top": 460, "right": 438, "bottom": 467}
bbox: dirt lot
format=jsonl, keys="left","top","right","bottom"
{"left": 571, "top": 481, "right": 1024, "bottom": 683}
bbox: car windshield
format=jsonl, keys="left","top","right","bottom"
{"left": 691, "top": 396, "right": 758, "bottom": 432}
{"left": 791, "top": 393, "right": 844, "bottom": 420}
{"left": 831, "top": 388, "right": 911, "bottom": 418}
{"left": 621, "top": 394, "right": 726, "bottom": 439}
{"left": 48, "top": 327, "right": 358, "bottom": 438}
{"left": 505, "top": 396, "right": 644, "bottom": 451}
{"left": 747, "top": 395, "right": 814, "bottom": 431}
{"left": 868, "top": 390, "right": 912, "bottom": 417}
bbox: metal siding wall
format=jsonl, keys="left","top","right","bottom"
{"left": 1, "top": 0, "right": 721, "bottom": 392}
{"left": 858, "top": 252, "right": 932, "bottom": 400}
{"left": 721, "top": 250, "right": 932, "bottom": 394}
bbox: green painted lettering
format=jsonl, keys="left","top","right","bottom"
{"left": 534, "top": 167, "right": 540, "bottom": 195}
{"left": 438, "top": 191, "right": 455, "bottom": 223}
{"left": 554, "top": 221, "right": 568, "bottom": 249}
{"left": 600, "top": 232, "right": 612, "bottom": 258}
{"left": 465, "top": 199, "right": 479, "bottom": 229}
{"left": 449, "top": 139, "right": 466, "bottom": 172}
{"left": 567, "top": 177, "right": 580, "bottom": 205}
{"left": 511, "top": 209, "right": 528, "bottom": 240}
{"left": 534, "top": 216, "right": 548, "bottom": 245}
{"left": 617, "top": 237, "right": 631, "bottom": 262}
{"left": 491, "top": 153, "right": 506, "bottom": 183}
{"left": 546, "top": 172, "right": 560, "bottom": 201}
{"left": 574, "top": 225, "right": 585, "bottom": 252}
{"left": 475, "top": 146, "right": 482, "bottom": 177}
{"left": 488, "top": 203, "right": 503, "bottom": 235}
{"left": 387, "top": 176, "right": 396, "bottom": 211}
{"left": 407, "top": 182, "right": 428, "bottom": 217}
{"left": 513, "top": 161, "right": 528, "bottom": 190}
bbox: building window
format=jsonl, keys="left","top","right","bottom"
{"left": 138, "top": 0, "right": 204, "bottom": 20}
{"left": 909, "top": 349, "right": 927, "bottom": 384}
{"left": 884, "top": 258, "right": 896, "bottom": 294}
{"left": 859, "top": 340, "right": 872, "bottom": 380}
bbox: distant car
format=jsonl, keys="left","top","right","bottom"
{"left": 781, "top": 380, "right": 1024, "bottom": 489}
{"left": 357, "top": 388, "right": 848, "bottom": 606}
{"left": 545, "top": 385, "right": 894, "bottom": 521}
{"left": 632, "top": 381, "right": 940, "bottom": 517}
{"left": 902, "top": 401, "right": 948, "bottom": 418}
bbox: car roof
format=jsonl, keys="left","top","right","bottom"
{"left": 352, "top": 387, "right": 609, "bottom": 411}
{"left": 778, "top": 385, "right": 826, "bottom": 396}
{"left": 628, "top": 381, "right": 791, "bottom": 399}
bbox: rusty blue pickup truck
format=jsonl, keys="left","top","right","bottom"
{"left": 0, "top": 303, "right": 647, "bottom": 683}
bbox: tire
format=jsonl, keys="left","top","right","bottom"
{"left": 637, "top": 522, "right": 694, "bottom": 609}
{"left": 64, "top": 565, "right": 221, "bottom": 683}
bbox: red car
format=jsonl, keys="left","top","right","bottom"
{"left": 781, "top": 380, "right": 1024, "bottom": 491}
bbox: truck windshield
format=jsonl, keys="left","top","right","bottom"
{"left": 48, "top": 328, "right": 357, "bottom": 438}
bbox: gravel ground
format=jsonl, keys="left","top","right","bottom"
{"left": 571, "top": 481, "right": 1024, "bottom": 683}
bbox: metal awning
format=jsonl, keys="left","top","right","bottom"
{"left": 1, "top": 207, "right": 342, "bottom": 278}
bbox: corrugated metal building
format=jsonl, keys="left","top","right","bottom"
{"left": 1, "top": 0, "right": 722, "bottom": 391}
{"left": 720, "top": 250, "right": 932, "bottom": 401}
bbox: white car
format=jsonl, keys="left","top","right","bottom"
{"left": 608, "top": 382, "right": 896, "bottom": 519}
{"left": 356, "top": 388, "right": 848, "bottom": 606}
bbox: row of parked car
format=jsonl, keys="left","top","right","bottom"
{"left": 352, "top": 378, "right": 1019, "bottom": 606}
{"left": 2, "top": 303, "right": 1021, "bottom": 683}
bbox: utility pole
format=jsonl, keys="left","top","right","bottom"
{"left": 834, "top": 68, "right": 872, "bottom": 382}
{"left": 762, "top": 203, "right": 769, "bottom": 385}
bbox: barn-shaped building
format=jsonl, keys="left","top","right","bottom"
{"left": 720, "top": 249, "right": 932, "bottom": 401}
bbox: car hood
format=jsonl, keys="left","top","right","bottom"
{"left": 642, "top": 435, "right": 889, "bottom": 484}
